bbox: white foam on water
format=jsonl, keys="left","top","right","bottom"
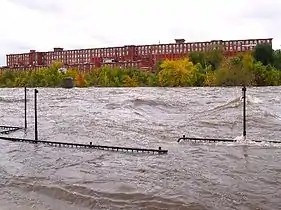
{"left": 234, "top": 135, "right": 246, "bottom": 142}
{"left": 246, "top": 95, "right": 262, "bottom": 104}
{"left": 231, "top": 134, "right": 281, "bottom": 148}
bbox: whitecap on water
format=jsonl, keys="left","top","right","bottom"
{"left": 246, "top": 95, "right": 262, "bottom": 104}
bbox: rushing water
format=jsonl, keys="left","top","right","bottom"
{"left": 0, "top": 87, "right": 281, "bottom": 210}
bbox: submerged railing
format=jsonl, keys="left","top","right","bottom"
{"left": 0, "top": 87, "right": 28, "bottom": 134}
{"left": 1, "top": 86, "right": 280, "bottom": 154}
{"left": 0, "top": 88, "right": 168, "bottom": 154}
{"left": 177, "top": 86, "right": 281, "bottom": 144}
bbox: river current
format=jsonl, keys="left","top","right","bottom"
{"left": 0, "top": 87, "right": 280, "bottom": 210}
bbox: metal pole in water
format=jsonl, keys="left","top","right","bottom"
{"left": 24, "top": 87, "right": 27, "bottom": 130}
{"left": 242, "top": 86, "right": 246, "bottom": 138}
{"left": 34, "top": 89, "right": 38, "bottom": 141}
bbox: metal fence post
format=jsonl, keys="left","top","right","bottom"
{"left": 34, "top": 89, "right": 38, "bottom": 141}
{"left": 24, "top": 87, "right": 27, "bottom": 130}
{"left": 242, "top": 86, "right": 246, "bottom": 138}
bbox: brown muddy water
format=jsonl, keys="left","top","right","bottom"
{"left": 0, "top": 87, "right": 281, "bottom": 210}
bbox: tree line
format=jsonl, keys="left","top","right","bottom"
{"left": 0, "top": 43, "right": 280, "bottom": 87}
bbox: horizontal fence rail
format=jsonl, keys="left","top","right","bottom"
{"left": 177, "top": 135, "right": 280, "bottom": 144}
{"left": 0, "top": 126, "right": 23, "bottom": 134}
{"left": 177, "top": 135, "right": 236, "bottom": 143}
{"left": 0, "top": 136, "right": 168, "bottom": 154}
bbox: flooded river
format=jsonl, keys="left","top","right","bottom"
{"left": 0, "top": 87, "right": 281, "bottom": 210}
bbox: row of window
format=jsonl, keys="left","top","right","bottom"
{"left": 6, "top": 49, "right": 249, "bottom": 66}
{"left": 8, "top": 45, "right": 259, "bottom": 64}
{"left": 46, "top": 39, "right": 268, "bottom": 56}
{"left": 6, "top": 44, "right": 260, "bottom": 64}
{"left": 45, "top": 59, "right": 89, "bottom": 65}
{"left": 6, "top": 39, "right": 271, "bottom": 66}
{"left": 7, "top": 54, "right": 29, "bottom": 61}
{"left": 7, "top": 39, "right": 271, "bottom": 61}
{"left": 5, "top": 46, "right": 255, "bottom": 66}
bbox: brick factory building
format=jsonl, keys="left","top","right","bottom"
{"left": 3, "top": 38, "right": 273, "bottom": 71}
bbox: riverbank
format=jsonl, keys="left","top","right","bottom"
{"left": 1, "top": 44, "right": 280, "bottom": 88}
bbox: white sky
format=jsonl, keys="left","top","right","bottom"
{"left": 0, "top": 0, "right": 280, "bottom": 65}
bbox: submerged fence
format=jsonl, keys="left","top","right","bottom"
{"left": 177, "top": 86, "right": 280, "bottom": 144}
{"left": 0, "top": 86, "right": 280, "bottom": 154}
{"left": 0, "top": 88, "right": 168, "bottom": 154}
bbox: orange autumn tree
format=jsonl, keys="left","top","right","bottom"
{"left": 75, "top": 73, "right": 86, "bottom": 87}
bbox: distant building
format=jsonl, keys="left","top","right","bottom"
{"left": 3, "top": 38, "right": 273, "bottom": 71}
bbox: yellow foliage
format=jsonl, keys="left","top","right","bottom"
{"left": 50, "top": 61, "right": 63, "bottom": 70}
{"left": 66, "top": 69, "right": 79, "bottom": 78}
{"left": 158, "top": 58, "right": 198, "bottom": 86}
{"left": 242, "top": 52, "right": 255, "bottom": 71}
{"left": 122, "top": 75, "right": 139, "bottom": 87}
{"left": 204, "top": 71, "right": 216, "bottom": 86}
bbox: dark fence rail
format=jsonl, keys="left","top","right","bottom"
{"left": 0, "top": 126, "right": 22, "bottom": 134}
{"left": 0, "top": 136, "right": 167, "bottom": 154}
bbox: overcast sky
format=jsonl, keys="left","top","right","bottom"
{"left": 0, "top": 0, "right": 280, "bottom": 65}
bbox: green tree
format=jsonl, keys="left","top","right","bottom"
{"left": 273, "top": 49, "right": 281, "bottom": 69}
{"left": 213, "top": 53, "right": 255, "bottom": 86}
{"left": 205, "top": 45, "right": 225, "bottom": 70}
{"left": 189, "top": 52, "right": 207, "bottom": 68}
{"left": 253, "top": 43, "right": 274, "bottom": 66}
